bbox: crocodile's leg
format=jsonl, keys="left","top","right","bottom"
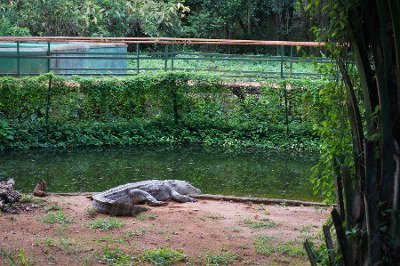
{"left": 170, "top": 189, "right": 197, "bottom": 203}
{"left": 128, "top": 189, "right": 167, "bottom": 206}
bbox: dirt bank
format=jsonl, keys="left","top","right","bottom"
{"left": 0, "top": 195, "right": 329, "bottom": 265}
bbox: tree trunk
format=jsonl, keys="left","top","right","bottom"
{"left": 308, "top": 0, "right": 400, "bottom": 263}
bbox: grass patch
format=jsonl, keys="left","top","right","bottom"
{"left": 200, "top": 213, "right": 225, "bottom": 221}
{"left": 242, "top": 218, "right": 277, "bottom": 229}
{"left": 126, "top": 226, "right": 155, "bottom": 237}
{"left": 96, "top": 234, "right": 127, "bottom": 244}
{"left": 39, "top": 237, "right": 79, "bottom": 254}
{"left": 20, "top": 194, "right": 34, "bottom": 203}
{"left": 41, "top": 211, "right": 72, "bottom": 226}
{"left": 101, "top": 248, "right": 132, "bottom": 265}
{"left": 275, "top": 242, "right": 306, "bottom": 257}
{"left": 0, "top": 248, "right": 33, "bottom": 266}
{"left": 20, "top": 194, "right": 46, "bottom": 206}
{"left": 254, "top": 235, "right": 305, "bottom": 257}
{"left": 136, "top": 213, "right": 158, "bottom": 221}
{"left": 0, "top": 248, "right": 16, "bottom": 265}
{"left": 54, "top": 227, "right": 67, "bottom": 238}
{"left": 45, "top": 204, "right": 61, "bottom": 212}
{"left": 20, "top": 194, "right": 45, "bottom": 203}
{"left": 86, "top": 207, "right": 97, "bottom": 218}
{"left": 255, "top": 204, "right": 271, "bottom": 215}
{"left": 254, "top": 235, "right": 274, "bottom": 256}
{"left": 138, "top": 248, "right": 187, "bottom": 265}
{"left": 135, "top": 56, "right": 319, "bottom": 80}
{"left": 300, "top": 225, "right": 318, "bottom": 237}
{"left": 255, "top": 204, "right": 267, "bottom": 211}
{"left": 40, "top": 237, "right": 56, "bottom": 248}
{"left": 17, "top": 248, "right": 32, "bottom": 266}
{"left": 89, "top": 217, "right": 124, "bottom": 231}
{"left": 205, "top": 252, "right": 236, "bottom": 265}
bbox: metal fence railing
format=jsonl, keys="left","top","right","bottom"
{"left": 0, "top": 37, "right": 332, "bottom": 80}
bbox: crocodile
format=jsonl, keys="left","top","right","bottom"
{"left": 92, "top": 180, "right": 202, "bottom": 216}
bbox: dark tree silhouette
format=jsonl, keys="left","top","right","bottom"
{"left": 306, "top": 0, "right": 400, "bottom": 264}
{"left": 305, "top": 0, "right": 400, "bottom": 265}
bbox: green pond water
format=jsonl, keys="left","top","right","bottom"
{"left": 0, "top": 146, "right": 321, "bottom": 202}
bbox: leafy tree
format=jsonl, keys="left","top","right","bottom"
{"left": 0, "top": 4, "right": 29, "bottom": 36}
{"left": 307, "top": 0, "right": 400, "bottom": 264}
{"left": 183, "top": 0, "right": 309, "bottom": 41}
{"left": 0, "top": 17, "right": 29, "bottom": 36}
{"left": 0, "top": 0, "right": 188, "bottom": 37}
{"left": 0, "top": 0, "right": 318, "bottom": 41}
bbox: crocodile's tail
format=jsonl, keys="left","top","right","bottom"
{"left": 92, "top": 197, "right": 148, "bottom": 216}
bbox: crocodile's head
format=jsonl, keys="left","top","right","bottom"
{"left": 168, "top": 180, "right": 202, "bottom": 195}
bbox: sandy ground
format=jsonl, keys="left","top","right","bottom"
{"left": 0, "top": 195, "right": 329, "bottom": 265}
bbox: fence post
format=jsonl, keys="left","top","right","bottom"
{"left": 280, "top": 45, "right": 284, "bottom": 78}
{"left": 320, "top": 48, "right": 324, "bottom": 79}
{"left": 136, "top": 43, "right": 140, "bottom": 74}
{"left": 47, "top": 42, "right": 51, "bottom": 73}
{"left": 283, "top": 81, "right": 289, "bottom": 135}
{"left": 45, "top": 75, "right": 53, "bottom": 125}
{"left": 172, "top": 87, "right": 179, "bottom": 125}
{"left": 16, "top": 41, "right": 20, "bottom": 77}
{"left": 171, "top": 44, "right": 174, "bottom": 71}
{"left": 290, "top": 46, "right": 293, "bottom": 78}
{"left": 164, "top": 44, "right": 169, "bottom": 71}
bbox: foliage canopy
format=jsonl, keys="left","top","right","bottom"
{"left": 0, "top": 0, "right": 318, "bottom": 42}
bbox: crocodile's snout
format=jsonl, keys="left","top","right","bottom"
{"left": 190, "top": 185, "right": 202, "bottom": 195}
{"left": 169, "top": 180, "right": 202, "bottom": 195}
{"left": 184, "top": 182, "right": 202, "bottom": 195}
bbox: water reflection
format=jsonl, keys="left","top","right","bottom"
{"left": 0, "top": 146, "right": 320, "bottom": 201}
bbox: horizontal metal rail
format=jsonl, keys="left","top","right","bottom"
{"left": 0, "top": 36, "right": 333, "bottom": 79}
{"left": 0, "top": 36, "right": 325, "bottom": 46}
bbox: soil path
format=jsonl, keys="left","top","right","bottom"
{"left": 0, "top": 195, "right": 329, "bottom": 265}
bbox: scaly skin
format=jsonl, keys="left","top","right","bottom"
{"left": 92, "top": 180, "right": 201, "bottom": 216}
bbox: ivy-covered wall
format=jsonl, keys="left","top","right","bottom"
{"left": 0, "top": 72, "right": 327, "bottom": 150}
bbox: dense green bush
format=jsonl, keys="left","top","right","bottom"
{"left": 0, "top": 72, "right": 326, "bottom": 150}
